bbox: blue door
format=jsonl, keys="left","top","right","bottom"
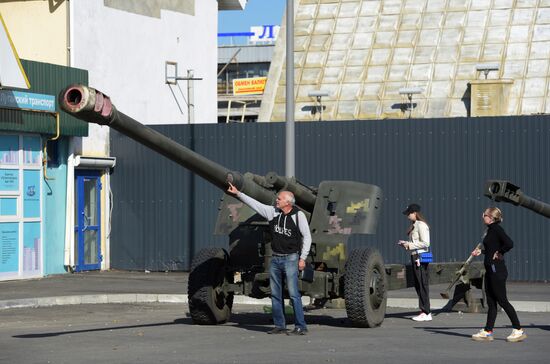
{"left": 74, "top": 171, "right": 102, "bottom": 271}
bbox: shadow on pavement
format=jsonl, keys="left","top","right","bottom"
{"left": 228, "top": 310, "right": 440, "bottom": 331}
{"left": 422, "top": 328, "right": 473, "bottom": 338}
{"left": 420, "top": 324, "right": 550, "bottom": 338}
{"left": 13, "top": 318, "right": 192, "bottom": 339}
{"left": 384, "top": 311, "right": 418, "bottom": 319}
{"left": 525, "top": 324, "right": 550, "bottom": 331}
{"left": 219, "top": 312, "right": 353, "bottom": 333}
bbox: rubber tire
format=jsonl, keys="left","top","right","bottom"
{"left": 188, "top": 247, "right": 233, "bottom": 325}
{"left": 344, "top": 248, "right": 387, "bottom": 327}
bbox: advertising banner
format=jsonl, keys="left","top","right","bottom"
{"left": 232, "top": 77, "right": 267, "bottom": 96}
{"left": 23, "top": 170, "right": 40, "bottom": 218}
{"left": 249, "top": 25, "right": 280, "bottom": 43}
{"left": 0, "top": 90, "right": 55, "bottom": 112}
{"left": 23, "top": 222, "right": 40, "bottom": 272}
{"left": 0, "top": 222, "right": 19, "bottom": 273}
{"left": 0, "top": 169, "right": 18, "bottom": 191}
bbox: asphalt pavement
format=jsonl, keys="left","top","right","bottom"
{"left": 1, "top": 271, "right": 550, "bottom": 363}
{"left": 1, "top": 270, "right": 549, "bottom": 312}
{"left": 1, "top": 303, "right": 549, "bottom": 364}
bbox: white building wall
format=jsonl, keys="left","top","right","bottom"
{"left": 71, "top": 1, "right": 218, "bottom": 154}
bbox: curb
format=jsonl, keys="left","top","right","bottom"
{"left": 386, "top": 298, "right": 550, "bottom": 313}
{"left": 1, "top": 295, "right": 549, "bottom": 312}
{"left": 0, "top": 294, "right": 272, "bottom": 310}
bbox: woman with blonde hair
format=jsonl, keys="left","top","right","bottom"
{"left": 471, "top": 207, "right": 526, "bottom": 342}
{"left": 398, "top": 203, "right": 432, "bottom": 322}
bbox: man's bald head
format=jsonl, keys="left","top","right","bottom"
{"left": 279, "top": 191, "right": 295, "bottom": 205}
{"left": 276, "top": 191, "right": 295, "bottom": 212}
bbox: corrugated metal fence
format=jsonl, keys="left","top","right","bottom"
{"left": 110, "top": 115, "right": 550, "bottom": 281}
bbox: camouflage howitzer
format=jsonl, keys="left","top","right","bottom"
{"left": 485, "top": 180, "right": 550, "bottom": 218}
{"left": 440, "top": 179, "right": 550, "bottom": 310}
{"left": 59, "top": 84, "right": 485, "bottom": 327}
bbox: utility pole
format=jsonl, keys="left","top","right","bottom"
{"left": 186, "top": 70, "right": 197, "bottom": 124}
{"left": 285, "top": 0, "right": 295, "bottom": 178}
{"left": 165, "top": 62, "right": 202, "bottom": 124}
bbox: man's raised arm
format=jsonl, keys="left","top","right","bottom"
{"left": 227, "top": 182, "right": 275, "bottom": 221}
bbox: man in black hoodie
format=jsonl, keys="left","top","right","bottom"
{"left": 228, "top": 182, "right": 311, "bottom": 335}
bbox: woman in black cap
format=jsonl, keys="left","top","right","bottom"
{"left": 398, "top": 203, "right": 432, "bottom": 321}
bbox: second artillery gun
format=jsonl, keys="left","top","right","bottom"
{"left": 59, "top": 84, "right": 485, "bottom": 328}
{"left": 485, "top": 180, "right": 550, "bottom": 218}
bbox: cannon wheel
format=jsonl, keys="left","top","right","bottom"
{"left": 188, "top": 247, "right": 233, "bottom": 325}
{"left": 344, "top": 248, "right": 387, "bottom": 327}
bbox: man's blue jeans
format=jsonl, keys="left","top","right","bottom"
{"left": 269, "top": 253, "right": 307, "bottom": 330}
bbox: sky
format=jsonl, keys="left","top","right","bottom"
{"left": 218, "top": 0, "right": 286, "bottom": 33}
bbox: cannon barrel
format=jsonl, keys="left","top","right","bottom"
{"left": 58, "top": 84, "right": 277, "bottom": 204}
{"left": 265, "top": 172, "right": 317, "bottom": 212}
{"left": 484, "top": 180, "right": 550, "bottom": 219}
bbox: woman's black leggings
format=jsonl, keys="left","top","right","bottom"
{"left": 484, "top": 264, "right": 521, "bottom": 331}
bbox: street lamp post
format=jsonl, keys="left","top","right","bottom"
{"left": 475, "top": 63, "right": 500, "bottom": 80}
{"left": 285, "top": 0, "right": 294, "bottom": 178}
{"left": 399, "top": 87, "right": 422, "bottom": 119}
{"left": 308, "top": 90, "right": 329, "bottom": 121}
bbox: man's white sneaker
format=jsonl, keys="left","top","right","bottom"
{"left": 412, "top": 313, "right": 432, "bottom": 321}
{"left": 506, "top": 329, "right": 527, "bottom": 342}
{"left": 472, "top": 329, "right": 494, "bottom": 341}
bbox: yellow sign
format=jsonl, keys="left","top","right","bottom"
{"left": 346, "top": 199, "right": 370, "bottom": 214}
{"left": 232, "top": 77, "right": 267, "bottom": 96}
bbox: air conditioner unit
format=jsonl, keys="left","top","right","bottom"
{"left": 469, "top": 79, "right": 513, "bottom": 117}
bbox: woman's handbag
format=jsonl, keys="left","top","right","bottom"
{"left": 419, "top": 251, "right": 433, "bottom": 263}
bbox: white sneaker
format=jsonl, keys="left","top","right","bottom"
{"left": 412, "top": 313, "right": 432, "bottom": 321}
{"left": 506, "top": 329, "right": 527, "bottom": 342}
{"left": 472, "top": 329, "right": 494, "bottom": 341}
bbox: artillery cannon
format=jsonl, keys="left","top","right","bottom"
{"left": 59, "top": 84, "right": 485, "bottom": 327}
{"left": 484, "top": 180, "right": 550, "bottom": 218}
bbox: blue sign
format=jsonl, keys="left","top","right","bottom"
{"left": 0, "top": 222, "right": 19, "bottom": 273}
{"left": 250, "top": 25, "right": 279, "bottom": 42}
{"left": 0, "top": 90, "right": 55, "bottom": 112}
{"left": 0, "top": 169, "right": 18, "bottom": 191}
{"left": 218, "top": 31, "right": 254, "bottom": 37}
{"left": 23, "top": 170, "right": 40, "bottom": 218}
{"left": 23, "top": 222, "right": 41, "bottom": 272}
{"left": 218, "top": 25, "right": 280, "bottom": 43}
